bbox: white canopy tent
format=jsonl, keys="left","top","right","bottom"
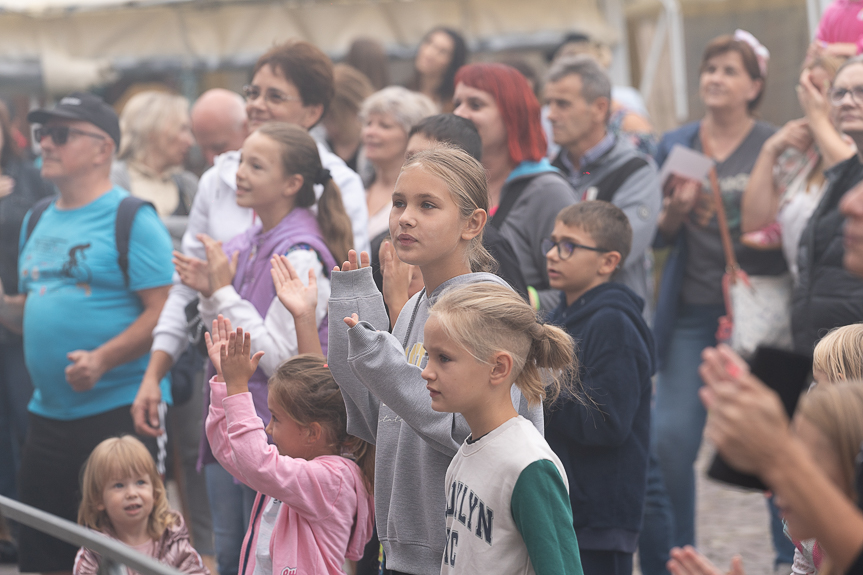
{"left": 0, "top": 0, "right": 622, "bottom": 94}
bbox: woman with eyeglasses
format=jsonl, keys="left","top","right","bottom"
{"left": 790, "top": 54, "right": 863, "bottom": 355}
{"left": 0, "top": 101, "right": 54, "bottom": 561}
{"left": 649, "top": 31, "right": 784, "bottom": 559}
{"left": 740, "top": 56, "right": 854, "bottom": 276}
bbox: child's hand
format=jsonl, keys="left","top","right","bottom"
{"left": 270, "top": 255, "right": 318, "bottom": 320}
{"left": 333, "top": 249, "right": 370, "bottom": 272}
{"left": 174, "top": 251, "right": 210, "bottom": 294}
{"left": 198, "top": 233, "right": 239, "bottom": 298}
{"left": 344, "top": 313, "right": 360, "bottom": 329}
{"left": 204, "top": 315, "right": 232, "bottom": 381}
{"left": 221, "top": 328, "right": 265, "bottom": 395}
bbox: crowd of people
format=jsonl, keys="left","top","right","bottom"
{"left": 1, "top": 7, "right": 863, "bottom": 575}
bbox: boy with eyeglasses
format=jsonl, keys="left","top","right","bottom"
{"left": 542, "top": 200, "right": 655, "bottom": 575}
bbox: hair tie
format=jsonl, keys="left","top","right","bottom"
{"left": 734, "top": 29, "right": 769, "bottom": 77}
{"left": 314, "top": 168, "right": 332, "bottom": 185}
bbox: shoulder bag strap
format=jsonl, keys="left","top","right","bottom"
{"left": 490, "top": 176, "right": 533, "bottom": 230}
{"left": 23, "top": 196, "right": 55, "bottom": 245}
{"left": 699, "top": 127, "right": 740, "bottom": 283}
{"left": 594, "top": 157, "right": 649, "bottom": 203}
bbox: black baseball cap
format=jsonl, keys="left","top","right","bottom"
{"left": 28, "top": 92, "right": 121, "bottom": 149}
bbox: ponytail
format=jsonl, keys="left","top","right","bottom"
{"left": 255, "top": 122, "right": 354, "bottom": 265}
{"left": 431, "top": 282, "right": 581, "bottom": 407}
{"left": 269, "top": 354, "right": 375, "bottom": 492}
{"left": 315, "top": 177, "right": 353, "bottom": 265}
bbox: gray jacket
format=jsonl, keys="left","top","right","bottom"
{"left": 327, "top": 267, "right": 543, "bottom": 575}
{"left": 553, "top": 135, "right": 661, "bottom": 320}
{"left": 496, "top": 170, "right": 579, "bottom": 312}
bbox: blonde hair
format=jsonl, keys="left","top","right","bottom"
{"left": 118, "top": 91, "right": 189, "bottom": 163}
{"left": 400, "top": 146, "right": 497, "bottom": 273}
{"left": 813, "top": 324, "right": 863, "bottom": 383}
{"left": 360, "top": 86, "right": 438, "bottom": 134}
{"left": 270, "top": 354, "right": 375, "bottom": 492}
{"left": 429, "top": 283, "right": 578, "bottom": 406}
{"left": 78, "top": 436, "right": 176, "bottom": 540}
{"left": 255, "top": 123, "right": 353, "bottom": 264}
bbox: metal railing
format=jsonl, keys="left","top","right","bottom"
{"left": 0, "top": 495, "right": 183, "bottom": 575}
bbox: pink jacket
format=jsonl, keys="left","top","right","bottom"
{"left": 205, "top": 380, "right": 374, "bottom": 575}
{"left": 816, "top": 0, "right": 863, "bottom": 54}
{"left": 73, "top": 514, "right": 208, "bottom": 575}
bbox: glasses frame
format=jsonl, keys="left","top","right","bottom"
{"left": 541, "top": 237, "right": 609, "bottom": 260}
{"left": 34, "top": 125, "right": 106, "bottom": 146}
{"left": 830, "top": 85, "right": 863, "bottom": 106}
{"left": 242, "top": 85, "right": 301, "bottom": 107}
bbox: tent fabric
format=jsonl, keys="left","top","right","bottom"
{"left": 0, "top": 0, "right": 613, "bottom": 62}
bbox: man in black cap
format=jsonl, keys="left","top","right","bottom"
{"left": 0, "top": 92, "right": 174, "bottom": 574}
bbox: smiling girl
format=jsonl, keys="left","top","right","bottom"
{"left": 75, "top": 436, "right": 208, "bottom": 575}
{"left": 328, "top": 146, "right": 543, "bottom": 575}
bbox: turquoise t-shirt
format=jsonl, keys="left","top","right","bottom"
{"left": 18, "top": 187, "right": 174, "bottom": 420}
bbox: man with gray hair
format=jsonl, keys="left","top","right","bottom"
{"left": 546, "top": 55, "right": 661, "bottom": 318}
{"left": 190, "top": 88, "right": 249, "bottom": 167}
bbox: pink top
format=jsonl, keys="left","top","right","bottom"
{"left": 205, "top": 380, "right": 374, "bottom": 575}
{"left": 817, "top": 0, "right": 863, "bottom": 53}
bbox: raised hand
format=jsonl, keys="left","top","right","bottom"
{"left": 334, "top": 249, "right": 371, "bottom": 273}
{"left": 198, "top": 233, "right": 239, "bottom": 298}
{"left": 221, "top": 328, "right": 264, "bottom": 395}
{"left": 344, "top": 312, "right": 360, "bottom": 329}
{"left": 271, "top": 255, "right": 318, "bottom": 320}
{"left": 380, "top": 239, "right": 420, "bottom": 323}
{"left": 174, "top": 251, "right": 210, "bottom": 294}
{"left": 667, "top": 546, "right": 744, "bottom": 575}
{"left": 204, "top": 315, "right": 233, "bottom": 380}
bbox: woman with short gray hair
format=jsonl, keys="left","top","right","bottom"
{"left": 361, "top": 86, "right": 437, "bottom": 238}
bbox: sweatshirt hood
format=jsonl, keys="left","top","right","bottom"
{"left": 554, "top": 282, "right": 656, "bottom": 372}
{"left": 505, "top": 158, "right": 561, "bottom": 183}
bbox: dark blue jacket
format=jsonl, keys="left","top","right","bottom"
{"left": 545, "top": 282, "right": 655, "bottom": 553}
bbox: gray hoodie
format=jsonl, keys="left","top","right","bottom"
{"left": 327, "top": 267, "right": 543, "bottom": 575}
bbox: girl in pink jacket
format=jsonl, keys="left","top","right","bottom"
{"left": 205, "top": 317, "right": 375, "bottom": 575}
{"left": 74, "top": 436, "right": 209, "bottom": 575}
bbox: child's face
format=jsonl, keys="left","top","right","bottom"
{"left": 266, "top": 389, "right": 312, "bottom": 459}
{"left": 778, "top": 414, "right": 847, "bottom": 540}
{"left": 99, "top": 472, "right": 154, "bottom": 540}
{"left": 236, "top": 132, "right": 296, "bottom": 213}
{"left": 421, "top": 315, "right": 494, "bottom": 416}
{"left": 390, "top": 166, "right": 472, "bottom": 268}
{"left": 545, "top": 221, "right": 611, "bottom": 305}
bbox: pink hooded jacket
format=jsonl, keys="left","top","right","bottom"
{"left": 206, "top": 380, "right": 374, "bottom": 575}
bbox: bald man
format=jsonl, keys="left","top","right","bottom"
{"left": 190, "top": 88, "right": 248, "bottom": 166}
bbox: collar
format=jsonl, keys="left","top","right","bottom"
{"left": 505, "top": 157, "right": 560, "bottom": 183}
{"left": 561, "top": 131, "right": 615, "bottom": 174}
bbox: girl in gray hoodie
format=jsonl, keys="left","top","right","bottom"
{"left": 327, "top": 147, "right": 543, "bottom": 575}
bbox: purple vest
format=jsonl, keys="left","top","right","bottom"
{"left": 199, "top": 207, "right": 337, "bottom": 468}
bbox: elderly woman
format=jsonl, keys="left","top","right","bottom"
{"left": 111, "top": 91, "right": 197, "bottom": 246}
{"left": 361, "top": 86, "right": 437, "bottom": 239}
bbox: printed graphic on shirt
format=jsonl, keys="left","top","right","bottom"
{"left": 405, "top": 342, "right": 426, "bottom": 367}
{"left": 280, "top": 567, "right": 297, "bottom": 575}
{"left": 690, "top": 173, "right": 749, "bottom": 231}
{"left": 445, "top": 479, "right": 494, "bottom": 567}
{"left": 21, "top": 237, "right": 93, "bottom": 294}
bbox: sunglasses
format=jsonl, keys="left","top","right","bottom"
{"left": 35, "top": 125, "right": 106, "bottom": 146}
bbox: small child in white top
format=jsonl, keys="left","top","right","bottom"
{"left": 420, "top": 282, "right": 584, "bottom": 575}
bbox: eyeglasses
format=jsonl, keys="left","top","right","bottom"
{"left": 242, "top": 85, "right": 301, "bottom": 107}
{"left": 830, "top": 85, "right": 863, "bottom": 106}
{"left": 34, "top": 125, "right": 106, "bottom": 146}
{"left": 541, "top": 238, "right": 608, "bottom": 260}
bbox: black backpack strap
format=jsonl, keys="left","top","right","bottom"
{"left": 591, "top": 157, "right": 649, "bottom": 203}
{"left": 24, "top": 196, "right": 56, "bottom": 245}
{"left": 115, "top": 196, "right": 154, "bottom": 287}
{"left": 490, "top": 176, "right": 534, "bottom": 230}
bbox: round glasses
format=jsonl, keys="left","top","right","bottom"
{"left": 830, "top": 86, "right": 863, "bottom": 106}
{"left": 541, "top": 238, "right": 608, "bottom": 260}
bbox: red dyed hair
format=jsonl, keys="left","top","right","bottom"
{"left": 454, "top": 63, "right": 547, "bottom": 164}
